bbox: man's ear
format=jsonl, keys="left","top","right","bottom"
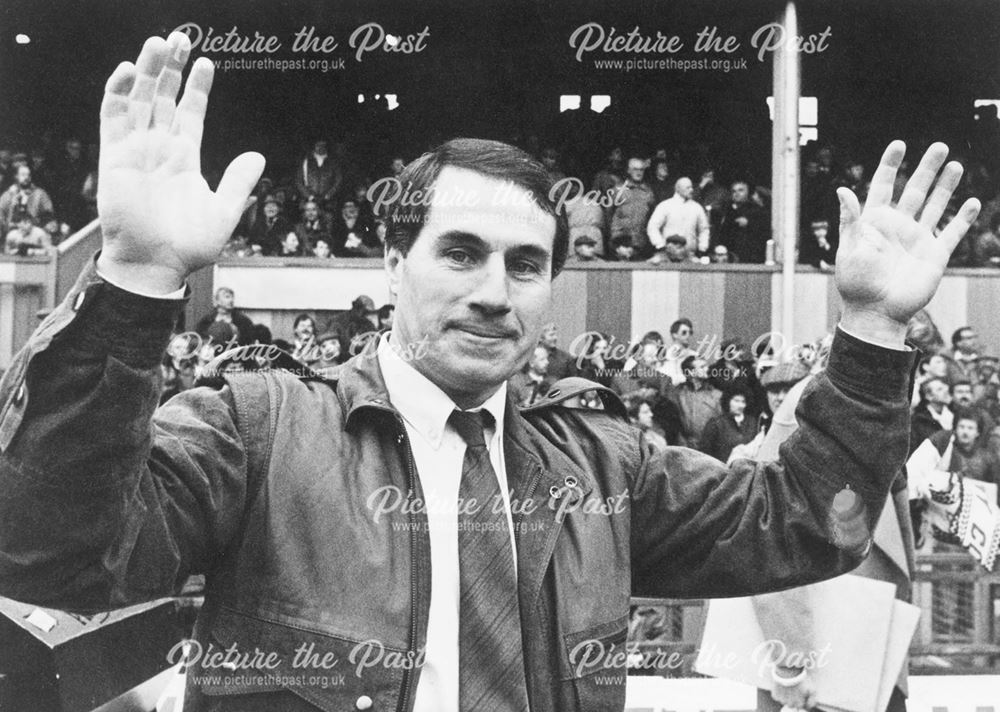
{"left": 385, "top": 246, "right": 404, "bottom": 296}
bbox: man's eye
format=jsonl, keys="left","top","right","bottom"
{"left": 445, "top": 249, "right": 472, "bottom": 264}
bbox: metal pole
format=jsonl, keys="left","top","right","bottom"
{"left": 772, "top": 1, "right": 801, "bottom": 351}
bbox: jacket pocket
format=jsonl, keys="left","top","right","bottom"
{"left": 191, "top": 606, "right": 408, "bottom": 712}
{"left": 561, "top": 614, "right": 629, "bottom": 711}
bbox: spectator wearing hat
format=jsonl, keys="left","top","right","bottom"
{"left": 661, "top": 234, "right": 699, "bottom": 263}
{"left": 4, "top": 211, "right": 53, "bottom": 256}
{"left": 758, "top": 360, "right": 811, "bottom": 433}
{"left": 566, "top": 234, "right": 602, "bottom": 262}
{"left": 332, "top": 199, "right": 381, "bottom": 257}
{"left": 699, "top": 387, "right": 759, "bottom": 462}
{"left": 247, "top": 194, "right": 293, "bottom": 255}
{"left": 647, "top": 176, "right": 711, "bottom": 259}
{"left": 314, "top": 330, "right": 345, "bottom": 372}
{"left": 334, "top": 294, "right": 379, "bottom": 356}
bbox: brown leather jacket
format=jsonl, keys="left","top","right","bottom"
{"left": 0, "top": 260, "right": 916, "bottom": 711}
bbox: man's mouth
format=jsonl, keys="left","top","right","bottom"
{"left": 452, "top": 324, "right": 519, "bottom": 340}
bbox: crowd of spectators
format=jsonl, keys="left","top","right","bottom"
{"left": 0, "top": 139, "right": 96, "bottom": 256}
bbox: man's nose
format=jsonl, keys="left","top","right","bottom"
{"left": 469, "top": 254, "right": 513, "bottom": 313}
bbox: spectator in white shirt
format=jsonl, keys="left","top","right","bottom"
{"left": 646, "top": 177, "right": 711, "bottom": 261}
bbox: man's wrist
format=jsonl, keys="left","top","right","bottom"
{"left": 95, "top": 253, "right": 189, "bottom": 296}
{"left": 839, "top": 306, "right": 908, "bottom": 350}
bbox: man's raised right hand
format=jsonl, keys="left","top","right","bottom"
{"left": 96, "top": 33, "right": 265, "bottom": 294}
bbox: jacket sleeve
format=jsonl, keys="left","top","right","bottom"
{"left": 0, "top": 259, "right": 251, "bottom": 612}
{"left": 629, "top": 329, "right": 915, "bottom": 598}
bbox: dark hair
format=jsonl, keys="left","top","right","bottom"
{"left": 950, "top": 379, "right": 973, "bottom": 394}
{"left": 293, "top": 313, "right": 316, "bottom": 330}
{"left": 681, "top": 354, "right": 699, "bottom": 376}
{"left": 382, "top": 138, "right": 570, "bottom": 276}
{"left": 951, "top": 326, "right": 973, "bottom": 347}
{"left": 919, "top": 377, "right": 947, "bottom": 399}
{"left": 377, "top": 304, "right": 395, "bottom": 319}
{"left": 720, "top": 386, "right": 751, "bottom": 412}
{"left": 669, "top": 318, "right": 693, "bottom": 336}
{"left": 952, "top": 406, "right": 982, "bottom": 433}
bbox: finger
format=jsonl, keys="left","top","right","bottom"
{"left": 864, "top": 140, "right": 906, "bottom": 211}
{"left": 128, "top": 36, "right": 170, "bottom": 131}
{"left": 837, "top": 187, "right": 861, "bottom": 249}
{"left": 897, "top": 142, "right": 949, "bottom": 217}
{"left": 918, "top": 161, "right": 964, "bottom": 230}
{"left": 100, "top": 61, "right": 136, "bottom": 145}
{"left": 172, "top": 56, "right": 214, "bottom": 148}
{"left": 151, "top": 32, "right": 192, "bottom": 130}
{"left": 936, "top": 197, "right": 981, "bottom": 256}
{"left": 217, "top": 152, "right": 267, "bottom": 228}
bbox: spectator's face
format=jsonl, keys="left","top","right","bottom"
{"left": 529, "top": 345, "right": 550, "bottom": 375}
{"left": 303, "top": 202, "right": 319, "bottom": 221}
{"left": 283, "top": 233, "right": 299, "bottom": 253}
{"left": 731, "top": 183, "right": 749, "bottom": 204}
{"left": 848, "top": 163, "right": 864, "bottom": 182}
{"left": 952, "top": 384, "right": 974, "bottom": 407}
{"left": 672, "top": 324, "right": 692, "bottom": 348}
{"left": 729, "top": 394, "right": 747, "bottom": 416}
{"left": 637, "top": 402, "right": 654, "bottom": 429}
{"left": 817, "top": 148, "right": 833, "bottom": 167}
{"left": 263, "top": 202, "right": 279, "bottom": 219}
{"left": 168, "top": 335, "right": 193, "bottom": 361}
{"left": 16, "top": 165, "right": 31, "bottom": 187}
{"left": 385, "top": 166, "right": 555, "bottom": 405}
{"left": 215, "top": 290, "right": 235, "bottom": 310}
{"left": 767, "top": 387, "right": 790, "bottom": 412}
{"left": 927, "top": 380, "right": 951, "bottom": 405}
{"left": 313, "top": 140, "right": 328, "bottom": 156}
{"left": 319, "top": 339, "right": 341, "bottom": 360}
{"left": 609, "top": 148, "right": 624, "bottom": 165}
{"left": 955, "top": 418, "right": 979, "bottom": 447}
{"left": 17, "top": 216, "right": 33, "bottom": 234}
{"left": 665, "top": 241, "right": 688, "bottom": 262}
{"left": 615, "top": 244, "right": 634, "bottom": 260}
{"left": 926, "top": 354, "right": 948, "bottom": 378}
{"left": 956, "top": 329, "right": 979, "bottom": 354}
{"left": 811, "top": 222, "right": 829, "bottom": 240}
{"left": 391, "top": 157, "right": 406, "bottom": 175}
{"left": 690, "top": 358, "right": 709, "bottom": 380}
{"left": 43, "top": 218, "right": 59, "bottom": 235}
{"left": 541, "top": 152, "right": 557, "bottom": 169}
{"left": 804, "top": 160, "right": 819, "bottom": 178}
{"left": 540, "top": 323, "right": 558, "bottom": 349}
{"left": 639, "top": 343, "right": 660, "bottom": 369}
{"left": 656, "top": 163, "right": 670, "bottom": 181}
{"left": 575, "top": 243, "right": 595, "bottom": 259}
{"left": 711, "top": 246, "right": 729, "bottom": 263}
{"left": 675, "top": 179, "right": 694, "bottom": 199}
{"left": 66, "top": 141, "right": 82, "bottom": 160}
{"left": 314, "top": 240, "right": 331, "bottom": 258}
{"left": 627, "top": 159, "right": 645, "bottom": 183}
{"left": 295, "top": 319, "right": 315, "bottom": 340}
{"left": 376, "top": 221, "right": 388, "bottom": 244}
{"left": 342, "top": 202, "right": 359, "bottom": 221}
{"left": 355, "top": 183, "right": 369, "bottom": 202}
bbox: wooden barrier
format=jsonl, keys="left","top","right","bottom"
{"left": 0, "top": 255, "right": 55, "bottom": 370}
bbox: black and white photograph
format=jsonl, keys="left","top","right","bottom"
{"left": 0, "top": 0, "right": 998, "bottom": 710}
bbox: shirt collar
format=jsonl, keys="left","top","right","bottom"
{"left": 377, "top": 333, "right": 507, "bottom": 449}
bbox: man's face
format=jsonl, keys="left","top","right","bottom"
{"left": 16, "top": 165, "right": 31, "bottom": 187}
{"left": 391, "top": 157, "right": 406, "bottom": 175}
{"left": 314, "top": 240, "right": 331, "bottom": 258}
{"left": 168, "top": 335, "right": 192, "bottom": 361}
{"left": 848, "top": 163, "right": 864, "bottom": 182}
{"left": 295, "top": 319, "right": 315, "bottom": 340}
{"left": 342, "top": 202, "right": 359, "bottom": 221}
{"left": 804, "top": 160, "right": 819, "bottom": 178}
{"left": 639, "top": 343, "right": 660, "bottom": 369}
{"left": 541, "top": 152, "right": 557, "bottom": 170}
{"left": 729, "top": 394, "right": 747, "bottom": 416}
{"left": 690, "top": 358, "right": 709, "bottom": 380}
{"left": 637, "top": 402, "right": 654, "bottom": 429}
{"left": 675, "top": 179, "right": 694, "bottom": 200}
{"left": 955, "top": 418, "right": 979, "bottom": 447}
{"left": 927, "top": 380, "right": 951, "bottom": 406}
{"left": 767, "top": 387, "right": 789, "bottom": 413}
{"left": 283, "top": 233, "right": 299, "bottom": 253}
{"left": 627, "top": 159, "right": 645, "bottom": 183}
{"left": 319, "top": 338, "right": 341, "bottom": 361}
{"left": 575, "top": 243, "right": 595, "bottom": 259}
{"left": 17, "top": 217, "right": 33, "bottom": 235}
{"left": 609, "top": 147, "right": 624, "bottom": 165}
{"left": 303, "top": 202, "right": 319, "bottom": 222}
{"left": 952, "top": 384, "right": 974, "bottom": 407}
{"left": 529, "top": 345, "right": 550, "bottom": 375}
{"left": 957, "top": 329, "right": 979, "bottom": 354}
{"left": 385, "top": 166, "right": 555, "bottom": 405}
{"left": 655, "top": 163, "right": 669, "bottom": 181}
{"left": 263, "top": 202, "right": 279, "bottom": 219}
{"left": 732, "top": 182, "right": 749, "bottom": 204}
{"left": 665, "top": 241, "right": 688, "bottom": 262}
{"left": 811, "top": 222, "right": 829, "bottom": 241}
{"left": 672, "top": 323, "right": 692, "bottom": 348}
{"left": 215, "top": 290, "right": 235, "bottom": 310}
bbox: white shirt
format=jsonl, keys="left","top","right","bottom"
{"left": 377, "top": 334, "right": 515, "bottom": 712}
{"left": 646, "top": 195, "right": 711, "bottom": 252}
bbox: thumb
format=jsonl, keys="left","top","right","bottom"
{"left": 836, "top": 187, "right": 861, "bottom": 248}
{"left": 217, "top": 151, "right": 266, "bottom": 226}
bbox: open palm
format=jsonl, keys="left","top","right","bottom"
{"left": 97, "top": 34, "right": 264, "bottom": 293}
{"left": 835, "top": 141, "right": 979, "bottom": 334}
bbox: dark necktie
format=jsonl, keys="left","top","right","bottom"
{"left": 447, "top": 410, "right": 530, "bottom": 712}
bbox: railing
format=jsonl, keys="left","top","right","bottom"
{"left": 626, "top": 553, "right": 1000, "bottom": 677}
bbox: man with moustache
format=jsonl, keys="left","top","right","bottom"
{"left": 0, "top": 33, "right": 982, "bottom": 712}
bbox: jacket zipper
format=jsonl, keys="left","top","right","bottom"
{"left": 516, "top": 463, "right": 543, "bottom": 543}
{"left": 396, "top": 416, "right": 420, "bottom": 712}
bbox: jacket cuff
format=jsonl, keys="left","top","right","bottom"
{"left": 826, "top": 327, "right": 916, "bottom": 402}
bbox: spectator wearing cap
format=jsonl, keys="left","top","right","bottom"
{"left": 647, "top": 176, "right": 711, "bottom": 260}
{"left": 247, "top": 194, "right": 293, "bottom": 255}
{"left": 377, "top": 304, "right": 395, "bottom": 332}
{"left": 314, "top": 329, "right": 345, "bottom": 372}
{"left": 669, "top": 355, "right": 722, "bottom": 450}
{"left": 567, "top": 234, "right": 602, "bottom": 262}
{"left": 332, "top": 199, "right": 380, "bottom": 257}
{"left": 661, "top": 234, "right": 698, "bottom": 263}
{"left": 758, "top": 360, "right": 810, "bottom": 433}
{"left": 4, "top": 211, "right": 53, "bottom": 256}
{"left": 0, "top": 164, "right": 54, "bottom": 235}
{"left": 699, "top": 387, "right": 758, "bottom": 462}
{"left": 335, "top": 294, "right": 379, "bottom": 355}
